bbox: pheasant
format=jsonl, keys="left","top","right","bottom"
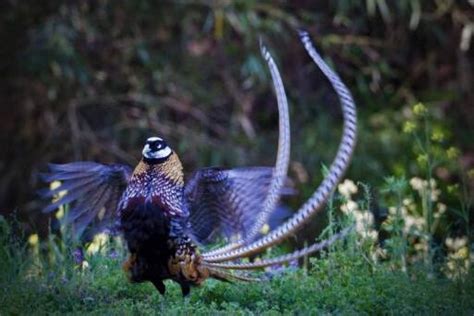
{"left": 41, "top": 31, "right": 357, "bottom": 296}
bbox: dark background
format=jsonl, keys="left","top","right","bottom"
{"left": 0, "top": 1, "right": 472, "bottom": 239}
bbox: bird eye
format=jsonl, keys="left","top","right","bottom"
{"left": 157, "top": 140, "right": 166, "bottom": 149}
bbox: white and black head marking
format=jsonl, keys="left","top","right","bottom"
{"left": 142, "top": 137, "right": 173, "bottom": 163}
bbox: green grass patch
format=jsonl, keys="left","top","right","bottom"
{"left": 1, "top": 239, "right": 473, "bottom": 315}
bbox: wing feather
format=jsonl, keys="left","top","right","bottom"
{"left": 73, "top": 186, "right": 112, "bottom": 238}
{"left": 184, "top": 167, "right": 293, "bottom": 244}
{"left": 40, "top": 161, "right": 132, "bottom": 240}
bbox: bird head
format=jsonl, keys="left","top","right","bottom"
{"left": 142, "top": 137, "right": 173, "bottom": 164}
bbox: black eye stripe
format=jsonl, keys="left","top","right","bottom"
{"left": 147, "top": 140, "right": 167, "bottom": 150}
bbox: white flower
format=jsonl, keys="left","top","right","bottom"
{"left": 414, "top": 240, "right": 428, "bottom": 253}
{"left": 444, "top": 243, "right": 470, "bottom": 280}
{"left": 390, "top": 206, "right": 408, "bottom": 217}
{"left": 404, "top": 215, "right": 425, "bottom": 233}
{"left": 402, "top": 198, "right": 413, "bottom": 206}
{"left": 437, "top": 203, "right": 447, "bottom": 214}
{"left": 434, "top": 203, "right": 446, "bottom": 219}
{"left": 354, "top": 210, "right": 374, "bottom": 227}
{"left": 341, "top": 200, "right": 358, "bottom": 215}
{"left": 338, "top": 179, "right": 358, "bottom": 198}
{"left": 431, "top": 189, "right": 441, "bottom": 201}
{"left": 409, "top": 177, "right": 424, "bottom": 191}
{"left": 445, "top": 237, "right": 468, "bottom": 251}
{"left": 360, "top": 229, "right": 378, "bottom": 240}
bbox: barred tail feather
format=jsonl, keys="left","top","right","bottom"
{"left": 207, "top": 267, "right": 261, "bottom": 282}
{"left": 203, "top": 226, "right": 353, "bottom": 270}
{"left": 202, "top": 39, "right": 292, "bottom": 258}
{"left": 202, "top": 31, "right": 357, "bottom": 263}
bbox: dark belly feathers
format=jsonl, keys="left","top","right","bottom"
{"left": 120, "top": 200, "right": 171, "bottom": 252}
{"left": 120, "top": 200, "right": 174, "bottom": 282}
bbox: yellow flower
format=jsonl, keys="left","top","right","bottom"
{"left": 28, "top": 234, "right": 39, "bottom": 246}
{"left": 260, "top": 224, "right": 270, "bottom": 235}
{"left": 56, "top": 208, "right": 64, "bottom": 219}
{"left": 412, "top": 102, "right": 427, "bottom": 116}
{"left": 417, "top": 154, "right": 428, "bottom": 166}
{"left": 50, "top": 181, "right": 67, "bottom": 201}
{"left": 50, "top": 180, "right": 67, "bottom": 219}
{"left": 431, "top": 130, "right": 444, "bottom": 142}
{"left": 447, "top": 184, "right": 459, "bottom": 194}
{"left": 468, "top": 169, "right": 474, "bottom": 180}
{"left": 403, "top": 121, "right": 417, "bottom": 133}
{"left": 456, "top": 247, "right": 469, "bottom": 260}
{"left": 446, "top": 147, "right": 460, "bottom": 159}
{"left": 86, "top": 233, "right": 108, "bottom": 255}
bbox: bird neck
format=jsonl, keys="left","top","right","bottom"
{"left": 123, "top": 152, "right": 187, "bottom": 218}
{"left": 134, "top": 152, "right": 184, "bottom": 187}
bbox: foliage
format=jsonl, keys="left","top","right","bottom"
{"left": 1, "top": 215, "right": 473, "bottom": 315}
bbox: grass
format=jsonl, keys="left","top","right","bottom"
{"left": 1, "top": 232, "right": 473, "bottom": 315}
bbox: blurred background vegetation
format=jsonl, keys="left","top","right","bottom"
{"left": 0, "top": 0, "right": 473, "bottom": 263}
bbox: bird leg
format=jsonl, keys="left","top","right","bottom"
{"left": 179, "top": 283, "right": 191, "bottom": 297}
{"left": 151, "top": 279, "right": 166, "bottom": 295}
{"left": 122, "top": 253, "right": 147, "bottom": 282}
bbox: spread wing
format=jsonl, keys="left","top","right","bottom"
{"left": 40, "top": 162, "right": 132, "bottom": 240}
{"left": 184, "top": 167, "right": 293, "bottom": 244}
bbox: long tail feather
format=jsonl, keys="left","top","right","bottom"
{"left": 207, "top": 267, "right": 261, "bottom": 282}
{"left": 202, "top": 40, "right": 291, "bottom": 258}
{"left": 202, "top": 31, "right": 357, "bottom": 263}
{"left": 203, "top": 226, "right": 353, "bottom": 270}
